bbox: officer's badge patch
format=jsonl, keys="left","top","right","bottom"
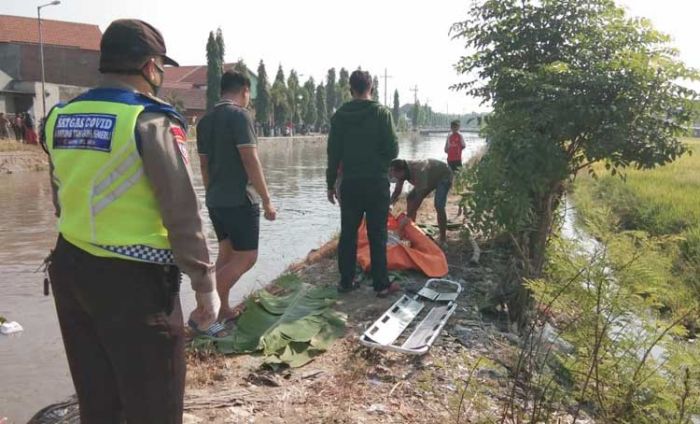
{"left": 170, "top": 126, "right": 189, "bottom": 164}
{"left": 53, "top": 113, "right": 116, "bottom": 152}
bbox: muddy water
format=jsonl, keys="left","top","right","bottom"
{"left": 0, "top": 133, "right": 484, "bottom": 422}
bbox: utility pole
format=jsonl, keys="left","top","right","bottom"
{"left": 425, "top": 98, "right": 431, "bottom": 127}
{"left": 382, "top": 68, "right": 393, "bottom": 107}
{"left": 410, "top": 85, "right": 419, "bottom": 130}
{"left": 410, "top": 85, "right": 418, "bottom": 104}
{"left": 38, "top": 1, "right": 61, "bottom": 120}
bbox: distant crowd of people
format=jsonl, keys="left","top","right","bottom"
{"left": 0, "top": 112, "right": 38, "bottom": 144}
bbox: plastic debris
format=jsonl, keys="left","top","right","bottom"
{"left": 367, "top": 403, "right": 388, "bottom": 414}
{"left": 0, "top": 321, "right": 23, "bottom": 335}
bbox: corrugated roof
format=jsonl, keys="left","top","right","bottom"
{"left": 0, "top": 14, "right": 101, "bottom": 51}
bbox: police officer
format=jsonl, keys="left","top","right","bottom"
{"left": 45, "top": 20, "right": 220, "bottom": 423}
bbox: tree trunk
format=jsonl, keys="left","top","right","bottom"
{"left": 508, "top": 182, "right": 565, "bottom": 330}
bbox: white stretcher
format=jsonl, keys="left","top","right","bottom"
{"left": 359, "top": 279, "right": 461, "bottom": 355}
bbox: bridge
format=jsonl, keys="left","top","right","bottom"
{"left": 418, "top": 128, "right": 481, "bottom": 135}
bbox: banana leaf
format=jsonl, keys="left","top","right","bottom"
{"left": 195, "top": 275, "right": 346, "bottom": 367}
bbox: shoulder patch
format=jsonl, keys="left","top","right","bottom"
{"left": 170, "top": 125, "right": 189, "bottom": 164}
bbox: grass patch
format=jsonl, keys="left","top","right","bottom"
{"left": 0, "top": 139, "right": 42, "bottom": 152}
{"left": 587, "top": 138, "right": 700, "bottom": 235}
{"left": 572, "top": 137, "right": 700, "bottom": 324}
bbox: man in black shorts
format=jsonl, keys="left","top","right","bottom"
{"left": 197, "top": 70, "right": 276, "bottom": 323}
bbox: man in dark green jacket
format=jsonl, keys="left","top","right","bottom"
{"left": 326, "top": 70, "right": 399, "bottom": 297}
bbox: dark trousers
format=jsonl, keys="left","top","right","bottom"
{"left": 448, "top": 160, "right": 463, "bottom": 171}
{"left": 338, "top": 177, "right": 390, "bottom": 291}
{"left": 48, "top": 236, "right": 185, "bottom": 424}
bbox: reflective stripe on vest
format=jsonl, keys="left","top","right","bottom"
{"left": 45, "top": 88, "right": 176, "bottom": 262}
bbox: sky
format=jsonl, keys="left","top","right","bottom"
{"left": 3, "top": 0, "right": 700, "bottom": 113}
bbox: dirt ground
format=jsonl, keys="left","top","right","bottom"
{"left": 0, "top": 141, "right": 48, "bottom": 173}
{"left": 182, "top": 194, "right": 522, "bottom": 424}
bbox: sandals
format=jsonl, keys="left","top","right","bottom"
{"left": 376, "top": 281, "right": 402, "bottom": 298}
{"left": 219, "top": 306, "right": 245, "bottom": 330}
{"left": 188, "top": 319, "right": 229, "bottom": 338}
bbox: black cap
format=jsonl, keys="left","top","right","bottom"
{"left": 99, "top": 19, "right": 179, "bottom": 73}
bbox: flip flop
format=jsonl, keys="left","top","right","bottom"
{"left": 219, "top": 307, "right": 245, "bottom": 330}
{"left": 188, "top": 319, "right": 229, "bottom": 338}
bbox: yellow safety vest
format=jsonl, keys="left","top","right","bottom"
{"left": 45, "top": 88, "right": 186, "bottom": 263}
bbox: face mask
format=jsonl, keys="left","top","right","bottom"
{"left": 142, "top": 61, "right": 164, "bottom": 96}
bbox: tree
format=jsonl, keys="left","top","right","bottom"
{"left": 271, "top": 65, "right": 289, "bottom": 128}
{"left": 326, "top": 68, "right": 337, "bottom": 115}
{"left": 411, "top": 100, "right": 420, "bottom": 130}
{"left": 215, "top": 28, "right": 225, "bottom": 60}
{"left": 302, "top": 77, "right": 317, "bottom": 128}
{"left": 205, "top": 30, "right": 223, "bottom": 110}
{"left": 233, "top": 59, "right": 248, "bottom": 77}
{"left": 274, "top": 65, "right": 285, "bottom": 85}
{"left": 287, "top": 69, "right": 304, "bottom": 124}
{"left": 392, "top": 90, "right": 400, "bottom": 124}
{"left": 372, "top": 75, "right": 379, "bottom": 102}
{"left": 337, "top": 68, "right": 351, "bottom": 108}
{"left": 452, "top": 0, "right": 698, "bottom": 287}
{"left": 287, "top": 70, "right": 301, "bottom": 125}
{"left": 316, "top": 82, "right": 328, "bottom": 131}
{"left": 255, "top": 60, "right": 272, "bottom": 134}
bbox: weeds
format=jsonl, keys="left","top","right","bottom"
{"left": 498, "top": 217, "right": 700, "bottom": 423}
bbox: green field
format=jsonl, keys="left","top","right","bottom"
{"left": 587, "top": 138, "right": 700, "bottom": 235}
{"left": 573, "top": 137, "right": 700, "bottom": 316}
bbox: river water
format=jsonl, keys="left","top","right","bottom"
{"left": 0, "top": 133, "right": 484, "bottom": 422}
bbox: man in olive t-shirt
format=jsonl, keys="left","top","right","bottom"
{"left": 197, "top": 70, "right": 277, "bottom": 323}
{"left": 390, "top": 158, "right": 453, "bottom": 244}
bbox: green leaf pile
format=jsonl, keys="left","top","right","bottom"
{"left": 193, "top": 275, "right": 346, "bottom": 367}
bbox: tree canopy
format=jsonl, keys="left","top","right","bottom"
{"left": 271, "top": 65, "right": 289, "bottom": 127}
{"left": 316, "top": 83, "right": 328, "bottom": 131}
{"left": 255, "top": 60, "right": 272, "bottom": 131}
{"left": 205, "top": 29, "right": 224, "bottom": 110}
{"left": 392, "top": 90, "right": 400, "bottom": 125}
{"left": 452, "top": 0, "right": 699, "bottom": 278}
{"left": 337, "top": 68, "right": 351, "bottom": 107}
{"left": 326, "top": 68, "right": 337, "bottom": 115}
{"left": 302, "top": 77, "right": 317, "bottom": 127}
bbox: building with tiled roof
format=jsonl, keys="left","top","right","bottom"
{"left": 162, "top": 63, "right": 258, "bottom": 122}
{"left": 0, "top": 14, "right": 101, "bottom": 50}
{"left": 0, "top": 15, "right": 102, "bottom": 118}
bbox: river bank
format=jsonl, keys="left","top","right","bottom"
{"left": 0, "top": 135, "right": 327, "bottom": 175}
{"left": 175, "top": 194, "right": 524, "bottom": 423}
{"left": 2, "top": 133, "right": 484, "bottom": 422}
{"left": 572, "top": 138, "right": 700, "bottom": 333}
{"left": 29, "top": 192, "right": 531, "bottom": 424}
{"left": 497, "top": 137, "right": 700, "bottom": 423}
{"left": 0, "top": 145, "right": 48, "bottom": 174}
